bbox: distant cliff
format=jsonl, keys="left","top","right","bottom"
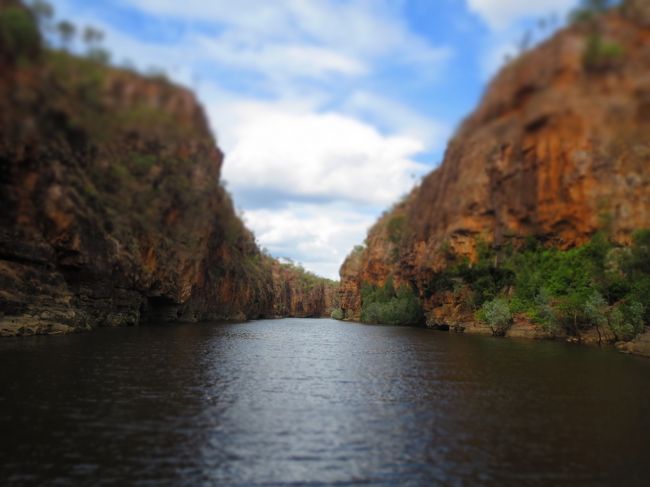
{"left": 340, "top": 3, "right": 650, "bottom": 348}
{"left": 271, "top": 261, "right": 339, "bottom": 318}
{"left": 0, "top": 2, "right": 336, "bottom": 336}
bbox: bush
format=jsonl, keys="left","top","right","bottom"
{"left": 330, "top": 308, "right": 344, "bottom": 320}
{"left": 360, "top": 280, "right": 423, "bottom": 326}
{"left": 583, "top": 35, "right": 624, "bottom": 71}
{"left": 584, "top": 291, "right": 608, "bottom": 328}
{"left": 607, "top": 305, "right": 635, "bottom": 341}
{"left": 477, "top": 298, "right": 512, "bottom": 336}
{"left": 582, "top": 292, "right": 644, "bottom": 341}
{"left": 86, "top": 47, "right": 111, "bottom": 65}
{"left": 530, "top": 288, "right": 560, "bottom": 332}
{"left": 386, "top": 215, "right": 405, "bottom": 244}
{"left": 0, "top": 7, "right": 40, "bottom": 62}
{"left": 620, "top": 301, "right": 645, "bottom": 338}
{"left": 623, "top": 230, "right": 650, "bottom": 322}
{"left": 423, "top": 230, "right": 649, "bottom": 340}
{"left": 570, "top": 0, "right": 614, "bottom": 23}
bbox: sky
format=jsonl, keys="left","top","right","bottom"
{"left": 49, "top": 0, "right": 582, "bottom": 279}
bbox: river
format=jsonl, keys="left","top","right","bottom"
{"left": 1, "top": 318, "right": 649, "bottom": 486}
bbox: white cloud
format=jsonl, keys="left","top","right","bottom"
{"left": 343, "top": 91, "right": 451, "bottom": 152}
{"left": 196, "top": 33, "right": 367, "bottom": 78}
{"left": 243, "top": 203, "right": 375, "bottom": 279}
{"left": 118, "top": 0, "right": 451, "bottom": 75}
{"left": 217, "top": 99, "right": 428, "bottom": 206}
{"left": 466, "top": 0, "right": 578, "bottom": 30}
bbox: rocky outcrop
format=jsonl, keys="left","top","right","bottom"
{"left": 0, "top": 4, "right": 336, "bottom": 336}
{"left": 618, "top": 328, "right": 650, "bottom": 357}
{"left": 340, "top": 8, "right": 650, "bottom": 332}
{"left": 271, "top": 262, "right": 339, "bottom": 318}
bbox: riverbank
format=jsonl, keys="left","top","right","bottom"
{"left": 426, "top": 319, "right": 650, "bottom": 358}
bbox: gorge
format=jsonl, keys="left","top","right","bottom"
{"left": 2, "top": 1, "right": 650, "bottom": 485}
{"left": 1, "top": 0, "right": 650, "bottom": 357}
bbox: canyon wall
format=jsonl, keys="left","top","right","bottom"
{"left": 0, "top": 3, "right": 336, "bottom": 336}
{"left": 271, "top": 261, "right": 340, "bottom": 318}
{"left": 340, "top": 6, "right": 650, "bottom": 333}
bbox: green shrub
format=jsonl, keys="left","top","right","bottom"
{"left": 619, "top": 301, "right": 645, "bottom": 339}
{"left": 386, "top": 215, "right": 405, "bottom": 244}
{"left": 425, "top": 241, "right": 514, "bottom": 306}
{"left": 330, "top": 308, "right": 344, "bottom": 320}
{"left": 583, "top": 35, "right": 624, "bottom": 70}
{"left": 624, "top": 230, "right": 650, "bottom": 322}
{"left": 570, "top": 0, "right": 615, "bottom": 23}
{"left": 582, "top": 292, "right": 644, "bottom": 341}
{"left": 584, "top": 291, "right": 608, "bottom": 328}
{"left": 360, "top": 280, "right": 423, "bottom": 326}
{"left": 530, "top": 288, "right": 560, "bottom": 332}
{"left": 607, "top": 305, "right": 634, "bottom": 341}
{"left": 477, "top": 298, "right": 512, "bottom": 336}
{"left": 86, "top": 47, "right": 111, "bottom": 65}
{"left": 0, "top": 7, "right": 40, "bottom": 62}
{"left": 427, "top": 230, "right": 648, "bottom": 340}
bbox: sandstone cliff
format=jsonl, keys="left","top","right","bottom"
{"left": 0, "top": 2, "right": 336, "bottom": 335}
{"left": 340, "top": 4, "right": 650, "bottom": 340}
{"left": 271, "top": 261, "right": 339, "bottom": 318}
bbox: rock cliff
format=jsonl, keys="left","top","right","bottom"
{"left": 340, "top": 4, "right": 650, "bottom": 338}
{"left": 271, "top": 261, "right": 339, "bottom": 318}
{"left": 0, "top": 2, "right": 336, "bottom": 336}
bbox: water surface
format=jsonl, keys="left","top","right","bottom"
{"left": 1, "top": 318, "right": 649, "bottom": 486}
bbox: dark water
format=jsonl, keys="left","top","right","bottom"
{"left": 1, "top": 319, "right": 650, "bottom": 486}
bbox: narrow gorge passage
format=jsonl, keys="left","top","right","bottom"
{"left": 2, "top": 1, "right": 650, "bottom": 485}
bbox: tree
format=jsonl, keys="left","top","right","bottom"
{"left": 571, "top": 0, "right": 614, "bottom": 23}
{"left": 87, "top": 47, "right": 111, "bottom": 65}
{"left": 0, "top": 6, "right": 41, "bottom": 61}
{"left": 28, "top": 0, "right": 53, "bottom": 31}
{"left": 478, "top": 298, "right": 513, "bottom": 336}
{"left": 583, "top": 0, "right": 610, "bottom": 11}
{"left": 82, "top": 26, "right": 103, "bottom": 46}
{"left": 518, "top": 30, "right": 533, "bottom": 54}
{"left": 584, "top": 291, "right": 608, "bottom": 328}
{"left": 56, "top": 19, "right": 75, "bottom": 49}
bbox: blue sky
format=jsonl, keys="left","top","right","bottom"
{"left": 50, "top": 0, "right": 581, "bottom": 279}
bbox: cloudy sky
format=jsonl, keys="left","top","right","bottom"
{"left": 52, "top": 0, "right": 581, "bottom": 279}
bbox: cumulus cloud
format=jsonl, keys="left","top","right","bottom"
{"left": 216, "top": 99, "right": 428, "bottom": 207}
{"left": 466, "top": 0, "right": 579, "bottom": 30}
{"left": 343, "top": 91, "right": 451, "bottom": 152}
{"left": 243, "top": 203, "right": 376, "bottom": 279}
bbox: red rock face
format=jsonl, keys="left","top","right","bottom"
{"left": 340, "top": 11, "right": 650, "bottom": 322}
{"left": 0, "top": 23, "right": 336, "bottom": 335}
{"left": 271, "top": 262, "right": 339, "bottom": 318}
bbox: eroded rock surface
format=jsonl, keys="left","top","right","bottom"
{"left": 0, "top": 6, "right": 336, "bottom": 335}
{"left": 340, "top": 9, "right": 650, "bottom": 344}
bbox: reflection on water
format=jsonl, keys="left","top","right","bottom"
{"left": 1, "top": 318, "right": 649, "bottom": 485}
